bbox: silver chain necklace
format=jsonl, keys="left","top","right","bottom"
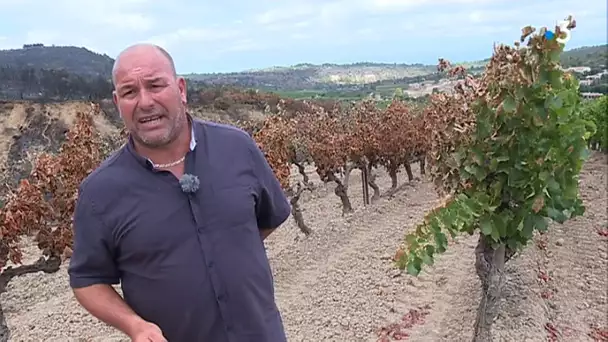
{"left": 152, "top": 156, "right": 186, "bottom": 169}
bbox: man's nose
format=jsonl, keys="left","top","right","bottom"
{"left": 138, "top": 88, "right": 155, "bottom": 108}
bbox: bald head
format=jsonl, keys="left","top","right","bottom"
{"left": 112, "top": 43, "right": 177, "bottom": 86}
{"left": 111, "top": 43, "right": 188, "bottom": 150}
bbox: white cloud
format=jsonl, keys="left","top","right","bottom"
{"left": 0, "top": 0, "right": 24, "bottom": 6}
{"left": 368, "top": 0, "right": 421, "bottom": 11}
{"left": 0, "top": 36, "right": 9, "bottom": 50}
{"left": 364, "top": 0, "right": 498, "bottom": 12}
{"left": 219, "top": 39, "right": 265, "bottom": 53}
{"left": 468, "top": 10, "right": 484, "bottom": 23}
{"left": 24, "top": 30, "right": 61, "bottom": 44}
{"left": 97, "top": 13, "right": 155, "bottom": 32}
{"left": 0, "top": 0, "right": 605, "bottom": 71}
{"left": 290, "top": 33, "right": 311, "bottom": 40}
{"left": 255, "top": 5, "right": 316, "bottom": 26}
{"left": 145, "top": 28, "right": 242, "bottom": 50}
{"left": 317, "top": 1, "right": 350, "bottom": 25}
{"left": 49, "top": 0, "right": 157, "bottom": 32}
{"left": 294, "top": 21, "right": 310, "bottom": 28}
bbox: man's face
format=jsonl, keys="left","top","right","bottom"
{"left": 112, "top": 47, "right": 188, "bottom": 148}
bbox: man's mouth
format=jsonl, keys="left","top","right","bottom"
{"left": 138, "top": 115, "right": 163, "bottom": 124}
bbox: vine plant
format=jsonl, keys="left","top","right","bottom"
{"left": 0, "top": 107, "right": 104, "bottom": 341}
{"left": 395, "top": 17, "right": 595, "bottom": 341}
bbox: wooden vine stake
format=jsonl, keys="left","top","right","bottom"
{"left": 361, "top": 165, "right": 370, "bottom": 206}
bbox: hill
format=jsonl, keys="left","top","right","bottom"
{"left": 560, "top": 44, "right": 607, "bottom": 70}
{"left": 183, "top": 45, "right": 607, "bottom": 91}
{"left": 0, "top": 44, "right": 114, "bottom": 100}
{"left": 183, "top": 62, "right": 441, "bottom": 90}
{"left": 0, "top": 43, "right": 605, "bottom": 101}
{"left": 0, "top": 44, "right": 114, "bottom": 77}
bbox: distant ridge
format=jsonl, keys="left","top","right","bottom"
{"left": 0, "top": 43, "right": 604, "bottom": 94}
{"left": 0, "top": 44, "right": 114, "bottom": 78}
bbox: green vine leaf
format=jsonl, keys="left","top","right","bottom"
{"left": 397, "top": 17, "right": 593, "bottom": 276}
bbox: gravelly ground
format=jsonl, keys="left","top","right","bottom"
{"left": 2, "top": 153, "right": 607, "bottom": 342}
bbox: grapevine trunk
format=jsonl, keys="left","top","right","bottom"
{"left": 418, "top": 155, "right": 426, "bottom": 176}
{"left": 0, "top": 256, "right": 61, "bottom": 342}
{"left": 0, "top": 307, "right": 6, "bottom": 342}
{"left": 294, "top": 162, "right": 309, "bottom": 185}
{"left": 473, "top": 234, "right": 507, "bottom": 342}
{"left": 388, "top": 167, "right": 398, "bottom": 189}
{"left": 367, "top": 164, "right": 381, "bottom": 202}
{"left": 334, "top": 182, "right": 353, "bottom": 215}
{"left": 404, "top": 163, "right": 414, "bottom": 182}
{"left": 328, "top": 165, "right": 354, "bottom": 215}
{"left": 287, "top": 185, "right": 312, "bottom": 236}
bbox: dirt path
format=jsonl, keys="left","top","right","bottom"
{"left": 1, "top": 155, "right": 607, "bottom": 342}
{"left": 267, "top": 166, "right": 481, "bottom": 342}
{"left": 488, "top": 152, "right": 608, "bottom": 342}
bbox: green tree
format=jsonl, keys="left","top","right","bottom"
{"left": 393, "top": 87, "right": 404, "bottom": 100}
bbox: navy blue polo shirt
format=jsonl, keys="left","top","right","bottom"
{"left": 68, "top": 117, "right": 291, "bottom": 342}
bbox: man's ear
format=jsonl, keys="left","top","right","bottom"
{"left": 112, "top": 91, "right": 123, "bottom": 118}
{"left": 177, "top": 77, "right": 187, "bottom": 104}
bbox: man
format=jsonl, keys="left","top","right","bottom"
{"left": 68, "top": 43, "right": 291, "bottom": 342}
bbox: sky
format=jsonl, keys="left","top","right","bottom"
{"left": 0, "top": 0, "right": 606, "bottom": 74}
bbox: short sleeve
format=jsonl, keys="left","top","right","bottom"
{"left": 248, "top": 137, "right": 291, "bottom": 230}
{"left": 68, "top": 186, "right": 120, "bottom": 288}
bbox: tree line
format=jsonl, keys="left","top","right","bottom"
{"left": 0, "top": 66, "right": 112, "bottom": 100}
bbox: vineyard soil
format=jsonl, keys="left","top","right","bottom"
{"left": 1, "top": 154, "right": 606, "bottom": 342}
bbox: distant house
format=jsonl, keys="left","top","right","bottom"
{"left": 23, "top": 43, "right": 44, "bottom": 48}
{"left": 586, "top": 74, "right": 603, "bottom": 80}
{"left": 565, "top": 66, "right": 591, "bottom": 73}
{"left": 581, "top": 92, "right": 603, "bottom": 99}
{"left": 575, "top": 68, "right": 607, "bottom": 86}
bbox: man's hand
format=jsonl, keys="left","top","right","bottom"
{"left": 130, "top": 321, "right": 167, "bottom": 342}
{"left": 260, "top": 227, "right": 276, "bottom": 241}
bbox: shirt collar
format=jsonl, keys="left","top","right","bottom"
{"left": 189, "top": 124, "right": 197, "bottom": 150}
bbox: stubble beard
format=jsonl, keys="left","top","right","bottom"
{"left": 133, "top": 108, "right": 187, "bottom": 149}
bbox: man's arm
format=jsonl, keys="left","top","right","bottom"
{"left": 247, "top": 136, "right": 291, "bottom": 240}
{"left": 68, "top": 186, "right": 148, "bottom": 337}
{"left": 73, "top": 284, "right": 149, "bottom": 337}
